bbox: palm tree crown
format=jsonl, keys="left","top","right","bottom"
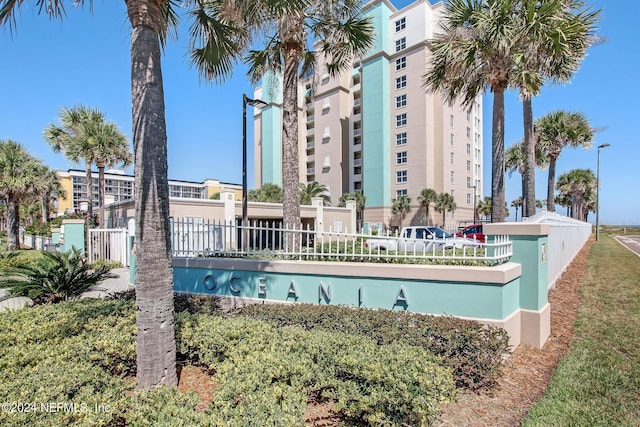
{"left": 417, "top": 188, "right": 438, "bottom": 226}
{"left": 300, "top": 182, "right": 331, "bottom": 206}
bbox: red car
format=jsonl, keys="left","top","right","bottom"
{"left": 455, "top": 224, "right": 485, "bottom": 243}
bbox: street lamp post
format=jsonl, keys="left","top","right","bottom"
{"left": 595, "top": 143, "right": 610, "bottom": 241}
{"left": 242, "top": 94, "right": 268, "bottom": 249}
{"left": 468, "top": 184, "right": 477, "bottom": 224}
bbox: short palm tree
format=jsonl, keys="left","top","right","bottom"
{"left": 476, "top": 197, "right": 493, "bottom": 222}
{"left": 434, "top": 192, "right": 456, "bottom": 228}
{"left": 0, "top": 248, "right": 115, "bottom": 304}
{"left": 338, "top": 191, "right": 366, "bottom": 232}
{"left": 43, "top": 106, "right": 130, "bottom": 228}
{"left": 32, "top": 164, "right": 66, "bottom": 224}
{"left": 505, "top": 140, "right": 548, "bottom": 215}
{"left": 0, "top": 140, "right": 41, "bottom": 250}
{"left": 556, "top": 168, "right": 596, "bottom": 220}
{"left": 417, "top": 188, "right": 438, "bottom": 226}
{"left": 536, "top": 111, "right": 594, "bottom": 211}
{"left": 391, "top": 195, "right": 412, "bottom": 230}
{"left": 248, "top": 183, "right": 284, "bottom": 203}
{"left": 511, "top": 197, "right": 523, "bottom": 221}
{"left": 299, "top": 182, "right": 331, "bottom": 206}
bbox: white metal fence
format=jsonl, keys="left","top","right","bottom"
{"left": 88, "top": 228, "right": 129, "bottom": 266}
{"left": 170, "top": 218, "right": 513, "bottom": 265}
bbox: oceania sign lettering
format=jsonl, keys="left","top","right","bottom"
{"left": 200, "top": 273, "right": 409, "bottom": 308}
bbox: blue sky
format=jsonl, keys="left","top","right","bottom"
{"left": 0, "top": 0, "right": 637, "bottom": 225}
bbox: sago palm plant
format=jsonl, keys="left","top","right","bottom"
{"left": 0, "top": 248, "right": 115, "bottom": 304}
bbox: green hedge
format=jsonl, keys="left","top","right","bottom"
{"left": 234, "top": 303, "right": 510, "bottom": 391}
{"left": 1, "top": 298, "right": 456, "bottom": 426}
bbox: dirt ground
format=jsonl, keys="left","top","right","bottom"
{"left": 177, "top": 238, "right": 593, "bottom": 426}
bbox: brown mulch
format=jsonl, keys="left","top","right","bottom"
{"left": 177, "top": 237, "right": 593, "bottom": 425}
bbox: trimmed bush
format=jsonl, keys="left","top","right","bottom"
{"left": 234, "top": 303, "right": 510, "bottom": 391}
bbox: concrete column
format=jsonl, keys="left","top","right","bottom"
{"left": 485, "top": 222, "right": 551, "bottom": 349}
{"left": 312, "top": 197, "right": 324, "bottom": 236}
{"left": 221, "top": 190, "right": 236, "bottom": 249}
{"left": 346, "top": 200, "right": 357, "bottom": 234}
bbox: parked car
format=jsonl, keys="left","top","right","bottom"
{"left": 365, "top": 226, "right": 475, "bottom": 252}
{"left": 455, "top": 224, "right": 485, "bottom": 243}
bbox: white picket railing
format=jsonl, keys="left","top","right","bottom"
{"left": 170, "top": 218, "right": 512, "bottom": 265}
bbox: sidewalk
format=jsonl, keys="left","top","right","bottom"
{"left": 0, "top": 268, "right": 133, "bottom": 312}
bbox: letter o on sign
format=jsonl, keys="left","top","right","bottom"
{"left": 204, "top": 274, "right": 217, "bottom": 290}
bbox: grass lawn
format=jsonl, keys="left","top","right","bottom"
{"left": 522, "top": 234, "right": 640, "bottom": 426}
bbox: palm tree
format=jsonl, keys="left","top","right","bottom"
{"left": 32, "top": 164, "right": 66, "bottom": 224}
{"left": 556, "top": 168, "right": 596, "bottom": 220}
{"left": 338, "top": 191, "right": 366, "bottom": 232}
{"left": 505, "top": 140, "right": 548, "bottom": 215}
{"left": 513, "top": 0, "right": 599, "bottom": 218}
{"left": 248, "top": 183, "right": 284, "bottom": 203}
{"left": 299, "top": 182, "right": 331, "bottom": 206}
{"left": 424, "top": 0, "right": 520, "bottom": 223}
{"left": 536, "top": 110, "right": 594, "bottom": 211}
{"left": 476, "top": 196, "right": 493, "bottom": 222}
{"left": 229, "top": 0, "right": 374, "bottom": 231}
{"left": 555, "top": 193, "right": 572, "bottom": 216}
{"left": 511, "top": 197, "right": 523, "bottom": 222}
{"left": 391, "top": 195, "right": 411, "bottom": 230}
{"left": 0, "top": 140, "right": 41, "bottom": 250}
{"left": 2, "top": 0, "right": 245, "bottom": 390}
{"left": 43, "top": 106, "right": 130, "bottom": 228}
{"left": 434, "top": 192, "right": 456, "bottom": 228}
{"left": 417, "top": 188, "right": 438, "bottom": 226}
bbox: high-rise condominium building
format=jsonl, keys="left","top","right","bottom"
{"left": 253, "top": 0, "right": 483, "bottom": 230}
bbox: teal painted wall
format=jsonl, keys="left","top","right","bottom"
{"left": 362, "top": 1, "right": 392, "bottom": 208}
{"left": 506, "top": 235, "right": 549, "bottom": 311}
{"left": 174, "top": 267, "right": 520, "bottom": 321}
{"left": 261, "top": 105, "right": 282, "bottom": 186}
{"left": 61, "top": 221, "right": 85, "bottom": 255}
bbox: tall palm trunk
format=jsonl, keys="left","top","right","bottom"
{"left": 97, "top": 162, "right": 106, "bottom": 227}
{"left": 522, "top": 96, "right": 536, "bottom": 218}
{"left": 127, "top": 0, "right": 177, "bottom": 389}
{"left": 281, "top": 41, "right": 301, "bottom": 242}
{"left": 546, "top": 157, "right": 557, "bottom": 212}
{"left": 491, "top": 87, "right": 506, "bottom": 223}
{"left": 6, "top": 193, "right": 20, "bottom": 251}
{"left": 40, "top": 196, "right": 49, "bottom": 224}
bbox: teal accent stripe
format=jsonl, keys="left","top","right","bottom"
{"left": 174, "top": 267, "right": 520, "bottom": 320}
{"left": 261, "top": 106, "right": 282, "bottom": 186}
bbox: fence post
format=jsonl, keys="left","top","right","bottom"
{"left": 484, "top": 222, "right": 550, "bottom": 349}
{"left": 346, "top": 200, "right": 357, "bottom": 234}
{"left": 61, "top": 219, "right": 86, "bottom": 256}
{"left": 313, "top": 197, "right": 324, "bottom": 240}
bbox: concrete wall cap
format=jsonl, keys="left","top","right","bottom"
{"left": 484, "top": 222, "right": 550, "bottom": 236}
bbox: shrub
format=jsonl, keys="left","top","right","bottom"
{"left": 234, "top": 303, "right": 510, "bottom": 391}
{"left": 175, "top": 312, "right": 456, "bottom": 425}
{"left": 0, "top": 248, "right": 116, "bottom": 303}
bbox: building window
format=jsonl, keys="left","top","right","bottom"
{"left": 395, "top": 56, "right": 406, "bottom": 71}
{"left": 396, "top": 189, "right": 408, "bottom": 196}
{"left": 467, "top": 193, "right": 471, "bottom": 204}
{"left": 450, "top": 133, "right": 454, "bottom": 145}
{"left": 466, "top": 127, "right": 471, "bottom": 138}
{"left": 396, "top": 94, "right": 407, "bottom": 108}
{"left": 450, "top": 171, "right": 455, "bottom": 184}
{"left": 450, "top": 152, "right": 454, "bottom": 165}
{"left": 467, "top": 110, "right": 471, "bottom": 121}
{"left": 467, "top": 160, "right": 471, "bottom": 171}
{"left": 395, "top": 17, "right": 406, "bottom": 32}
{"left": 395, "top": 75, "right": 407, "bottom": 89}
{"left": 450, "top": 114, "right": 454, "bottom": 127}
{"left": 467, "top": 176, "right": 471, "bottom": 187}
{"left": 396, "top": 151, "right": 407, "bottom": 164}
{"left": 396, "top": 170, "right": 408, "bottom": 183}
{"left": 467, "top": 143, "right": 471, "bottom": 155}
{"left": 396, "top": 132, "right": 407, "bottom": 146}
{"left": 395, "top": 37, "right": 406, "bottom": 52}
{"left": 396, "top": 113, "right": 407, "bottom": 127}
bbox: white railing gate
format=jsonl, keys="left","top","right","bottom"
{"left": 88, "top": 228, "right": 129, "bottom": 266}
